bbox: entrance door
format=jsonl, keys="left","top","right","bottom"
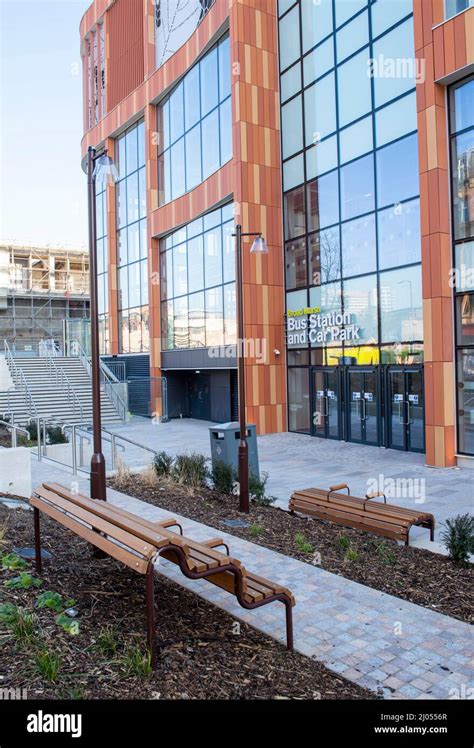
{"left": 312, "top": 367, "right": 341, "bottom": 439}
{"left": 386, "top": 367, "right": 424, "bottom": 452}
{"left": 346, "top": 367, "right": 380, "bottom": 445}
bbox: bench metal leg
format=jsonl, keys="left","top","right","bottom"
{"left": 34, "top": 507, "right": 42, "bottom": 574}
{"left": 430, "top": 523, "right": 435, "bottom": 542}
{"left": 284, "top": 599, "right": 294, "bottom": 651}
{"left": 145, "top": 563, "right": 157, "bottom": 669}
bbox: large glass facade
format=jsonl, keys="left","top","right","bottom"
{"left": 450, "top": 75, "right": 474, "bottom": 455}
{"left": 116, "top": 119, "right": 149, "bottom": 353}
{"left": 160, "top": 203, "right": 236, "bottom": 350}
{"left": 279, "top": 0, "right": 423, "bottom": 436}
{"left": 157, "top": 35, "right": 231, "bottom": 205}
{"left": 96, "top": 179, "right": 109, "bottom": 354}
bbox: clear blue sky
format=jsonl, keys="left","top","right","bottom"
{"left": 0, "top": 0, "right": 91, "bottom": 248}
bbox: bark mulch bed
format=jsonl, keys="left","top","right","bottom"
{"left": 109, "top": 474, "right": 473, "bottom": 625}
{"left": 0, "top": 503, "right": 373, "bottom": 700}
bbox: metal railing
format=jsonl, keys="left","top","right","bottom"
{"left": 72, "top": 341, "right": 128, "bottom": 422}
{"left": 45, "top": 354, "right": 84, "bottom": 423}
{"left": 102, "top": 360, "right": 126, "bottom": 381}
{"left": 1, "top": 338, "right": 62, "bottom": 357}
{"left": 3, "top": 340, "right": 38, "bottom": 419}
{"left": 0, "top": 415, "right": 44, "bottom": 461}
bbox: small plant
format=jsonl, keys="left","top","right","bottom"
{"left": 5, "top": 572, "right": 42, "bottom": 589}
{"left": 35, "top": 650, "right": 61, "bottom": 682}
{"left": 345, "top": 548, "right": 359, "bottom": 562}
{"left": 0, "top": 602, "right": 19, "bottom": 626}
{"left": 211, "top": 460, "right": 236, "bottom": 495}
{"left": 36, "top": 591, "right": 68, "bottom": 613}
{"left": 375, "top": 540, "right": 396, "bottom": 565}
{"left": 153, "top": 451, "right": 173, "bottom": 478}
{"left": 96, "top": 626, "right": 119, "bottom": 656}
{"left": 11, "top": 608, "right": 36, "bottom": 642}
{"left": 295, "top": 532, "right": 314, "bottom": 554}
{"left": 171, "top": 453, "right": 209, "bottom": 488}
{"left": 47, "top": 426, "right": 68, "bottom": 445}
{"left": 1, "top": 553, "right": 27, "bottom": 571}
{"left": 121, "top": 644, "right": 152, "bottom": 677}
{"left": 337, "top": 535, "right": 350, "bottom": 552}
{"left": 249, "top": 472, "right": 275, "bottom": 507}
{"left": 141, "top": 464, "right": 159, "bottom": 488}
{"left": 61, "top": 686, "right": 85, "bottom": 700}
{"left": 249, "top": 523, "right": 263, "bottom": 538}
{"left": 441, "top": 514, "right": 474, "bottom": 567}
{"left": 55, "top": 613, "right": 80, "bottom": 636}
{"left": 113, "top": 458, "right": 132, "bottom": 488}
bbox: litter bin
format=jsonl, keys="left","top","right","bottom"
{"left": 209, "top": 422, "right": 259, "bottom": 478}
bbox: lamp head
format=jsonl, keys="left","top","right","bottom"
{"left": 250, "top": 235, "right": 268, "bottom": 254}
{"left": 93, "top": 154, "right": 119, "bottom": 185}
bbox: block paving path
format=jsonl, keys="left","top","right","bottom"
{"left": 28, "top": 459, "right": 474, "bottom": 701}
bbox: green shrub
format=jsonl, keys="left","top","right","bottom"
{"left": 345, "top": 548, "right": 359, "bottom": 562}
{"left": 249, "top": 472, "right": 275, "bottom": 507}
{"left": 35, "top": 650, "right": 61, "bottom": 682}
{"left": 249, "top": 523, "right": 263, "bottom": 537}
{"left": 441, "top": 514, "right": 474, "bottom": 566}
{"left": 36, "top": 591, "right": 67, "bottom": 613}
{"left": 12, "top": 608, "right": 36, "bottom": 642}
{"left": 171, "top": 453, "right": 209, "bottom": 488}
{"left": 337, "top": 535, "right": 350, "bottom": 552}
{"left": 0, "top": 602, "right": 19, "bottom": 626}
{"left": 295, "top": 532, "right": 314, "bottom": 554}
{"left": 211, "top": 461, "right": 236, "bottom": 494}
{"left": 4, "top": 572, "right": 42, "bottom": 589}
{"left": 121, "top": 644, "right": 152, "bottom": 677}
{"left": 47, "top": 426, "right": 68, "bottom": 445}
{"left": 1, "top": 553, "right": 27, "bottom": 571}
{"left": 153, "top": 451, "right": 173, "bottom": 477}
{"left": 96, "top": 626, "right": 119, "bottom": 656}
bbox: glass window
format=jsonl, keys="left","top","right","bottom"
{"left": 337, "top": 48, "right": 372, "bottom": 127}
{"left": 308, "top": 227, "right": 341, "bottom": 285}
{"left": 284, "top": 185, "right": 305, "bottom": 240}
{"left": 454, "top": 241, "right": 474, "bottom": 291}
{"left": 309, "top": 281, "right": 343, "bottom": 323}
{"left": 281, "top": 62, "right": 301, "bottom": 103}
{"left": 117, "top": 229, "right": 127, "bottom": 266}
{"left": 375, "top": 91, "right": 417, "bottom": 148}
{"left": 283, "top": 153, "right": 304, "bottom": 191}
{"left": 218, "top": 36, "right": 231, "bottom": 101}
{"left": 456, "top": 293, "right": 474, "bottom": 345}
{"left": 450, "top": 77, "right": 474, "bottom": 133}
{"left": 189, "top": 292, "right": 206, "bottom": 348}
{"left": 140, "top": 219, "right": 147, "bottom": 258}
{"left": 288, "top": 368, "right": 310, "bottom": 433}
{"left": 205, "top": 287, "right": 224, "bottom": 347}
{"left": 185, "top": 124, "right": 202, "bottom": 191}
{"left": 307, "top": 170, "right": 340, "bottom": 231}
{"left": 184, "top": 64, "right": 200, "bottom": 131}
{"left": 339, "top": 116, "right": 373, "bottom": 164}
{"left": 371, "top": 0, "right": 412, "bottom": 37}
{"left": 282, "top": 95, "right": 303, "bottom": 158}
{"left": 127, "top": 223, "right": 140, "bottom": 264}
{"left": 116, "top": 181, "right": 127, "bottom": 228}
{"left": 187, "top": 235, "right": 204, "bottom": 293}
{"left": 303, "top": 37, "right": 334, "bottom": 87}
{"left": 380, "top": 265, "right": 423, "bottom": 342}
{"left": 174, "top": 296, "right": 189, "bottom": 348}
{"left": 119, "top": 311, "right": 130, "bottom": 353}
{"left": 372, "top": 19, "right": 416, "bottom": 108}
{"left": 219, "top": 98, "right": 232, "bottom": 165}
{"left": 125, "top": 125, "right": 138, "bottom": 175}
{"left": 171, "top": 139, "right": 186, "bottom": 199}
{"left": 376, "top": 133, "right": 419, "bottom": 208}
{"left": 305, "top": 72, "right": 336, "bottom": 145}
{"left": 204, "top": 227, "right": 222, "bottom": 288}
{"left": 200, "top": 47, "right": 218, "bottom": 116}
{"left": 285, "top": 237, "right": 307, "bottom": 289}
{"left": 301, "top": 0, "right": 333, "bottom": 53}
{"left": 128, "top": 262, "right": 141, "bottom": 308}
{"left": 451, "top": 131, "right": 474, "bottom": 240}
{"left": 118, "top": 135, "right": 127, "bottom": 179}
{"left": 202, "top": 109, "right": 220, "bottom": 180}
{"left": 340, "top": 153, "right": 375, "bottom": 220}
{"left": 222, "top": 220, "right": 235, "bottom": 284}
{"left": 118, "top": 266, "right": 128, "bottom": 310}
{"left": 140, "top": 260, "right": 148, "bottom": 305}
{"left": 456, "top": 347, "right": 474, "bottom": 455}
{"left": 445, "top": 0, "right": 472, "bottom": 21}
{"left": 278, "top": 0, "right": 295, "bottom": 16}
{"left": 173, "top": 242, "right": 187, "bottom": 297}
{"left": 378, "top": 198, "right": 421, "bottom": 270}
{"left": 336, "top": 9, "right": 368, "bottom": 62}
{"left": 126, "top": 171, "right": 139, "bottom": 224}
{"left": 279, "top": 5, "right": 301, "bottom": 70}
{"left": 335, "top": 0, "right": 366, "bottom": 28}
{"left": 223, "top": 283, "right": 237, "bottom": 345}
{"left": 306, "top": 135, "right": 338, "bottom": 179}
{"left": 343, "top": 274, "right": 378, "bottom": 344}
{"left": 341, "top": 213, "right": 377, "bottom": 277}
{"left": 138, "top": 167, "right": 146, "bottom": 219}
{"left": 137, "top": 120, "right": 146, "bottom": 166}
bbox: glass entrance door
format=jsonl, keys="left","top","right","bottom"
{"left": 386, "top": 367, "right": 424, "bottom": 453}
{"left": 346, "top": 367, "right": 380, "bottom": 445}
{"left": 312, "top": 367, "right": 341, "bottom": 439}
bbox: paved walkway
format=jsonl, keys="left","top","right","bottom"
{"left": 18, "top": 458, "right": 473, "bottom": 701}
{"left": 106, "top": 417, "right": 474, "bottom": 548}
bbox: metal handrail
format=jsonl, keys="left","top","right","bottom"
{"left": 45, "top": 352, "right": 84, "bottom": 423}
{"left": 72, "top": 340, "right": 128, "bottom": 422}
{"left": 3, "top": 340, "right": 39, "bottom": 419}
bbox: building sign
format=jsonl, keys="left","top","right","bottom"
{"left": 286, "top": 309, "right": 360, "bottom": 345}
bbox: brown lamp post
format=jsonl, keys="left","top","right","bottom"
{"left": 86, "top": 146, "right": 119, "bottom": 501}
{"left": 233, "top": 224, "right": 268, "bottom": 513}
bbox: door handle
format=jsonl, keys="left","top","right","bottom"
{"left": 407, "top": 402, "right": 413, "bottom": 425}
{"left": 324, "top": 395, "right": 329, "bottom": 417}
{"left": 397, "top": 401, "right": 404, "bottom": 424}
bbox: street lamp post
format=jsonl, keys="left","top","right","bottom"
{"left": 86, "top": 146, "right": 119, "bottom": 501}
{"left": 233, "top": 224, "right": 268, "bottom": 513}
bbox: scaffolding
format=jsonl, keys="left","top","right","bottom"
{"left": 0, "top": 243, "right": 90, "bottom": 344}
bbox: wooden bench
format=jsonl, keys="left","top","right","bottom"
{"left": 289, "top": 484, "right": 435, "bottom": 546}
{"left": 31, "top": 482, "right": 295, "bottom": 667}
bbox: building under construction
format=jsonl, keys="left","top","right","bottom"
{"left": 0, "top": 243, "right": 90, "bottom": 347}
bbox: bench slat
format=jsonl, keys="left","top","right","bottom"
{"left": 291, "top": 494, "right": 412, "bottom": 527}
{"left": 291, "top": 496, "right": 410, "bottom": 531}
{"left": 295, "top": 488, "right": 432, "bottom": 522}
{"left": 30, "top": 496, "right": 150, "bottom": 574}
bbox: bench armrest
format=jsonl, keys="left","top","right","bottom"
{"left": 363, "top": 491, "right": 387, "bottom": 511}
{"left": 327, "top": 483, "right": 350, "bottom": 501}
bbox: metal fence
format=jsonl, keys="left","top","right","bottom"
{"left": 127, "top": 377, "right": 168, "bottom": 421}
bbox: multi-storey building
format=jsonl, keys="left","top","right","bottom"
{"left": 80, "top": 0, "right": 474, "bottom": 468}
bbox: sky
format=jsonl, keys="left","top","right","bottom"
{"left": 0, "top": 0, "right": 91, "bottom": 249}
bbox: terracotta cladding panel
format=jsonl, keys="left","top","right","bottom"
{"left": 107, "top": 0, "right": 144, "bottom": 111}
